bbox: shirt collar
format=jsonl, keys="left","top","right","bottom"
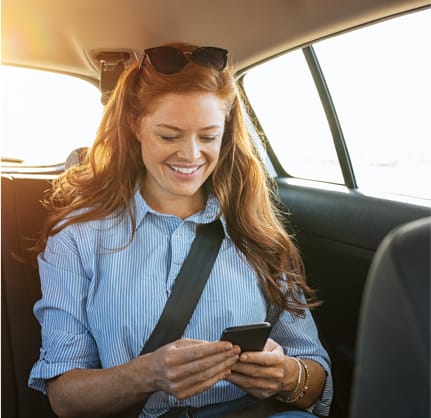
{"left": 133, "top": 191, "right": 226, "bottom": 228}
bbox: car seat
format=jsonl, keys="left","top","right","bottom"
{"left": 1, "top": 175, "right": 57, "bottom": 418}
{"left": 350, "top": 216, "right": 430, "bottom": 418}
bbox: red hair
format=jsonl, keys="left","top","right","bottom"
{"left": 34, "top": 42, "right": 318, "bottom": 317}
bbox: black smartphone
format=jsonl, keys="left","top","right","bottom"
{"left": 220, "top": 322, "right": 272, "bottom": 352}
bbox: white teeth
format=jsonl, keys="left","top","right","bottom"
{"left": 170, "top": 165, "right": 199, "bottom": 174}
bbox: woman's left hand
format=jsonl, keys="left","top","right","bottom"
{"left": 225, "top": 338, "right": 297, "bottom": 399}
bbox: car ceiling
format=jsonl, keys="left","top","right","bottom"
{"left": 1, "top": 0, "right": 428, "bottom": 81}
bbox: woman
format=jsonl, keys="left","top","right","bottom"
{"left": 29, "top": 43, "right": 332, "bottom": 417}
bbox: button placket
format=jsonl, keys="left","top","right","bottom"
{"left": 165, "top": 223, "right": 193, "bottom": 294}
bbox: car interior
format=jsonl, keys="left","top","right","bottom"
{"left": 2, "top": 0, "right": 430, "bottom": 417}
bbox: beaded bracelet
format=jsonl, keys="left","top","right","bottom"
{"left": 294, "top": 358, "right": 310, "bottom": 401}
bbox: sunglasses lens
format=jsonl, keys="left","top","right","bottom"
{"left": 192, "top": 47, "right": 228, "bottom": 71}
{"left": 145, "top": 47, "right": 187, "bottom": 74}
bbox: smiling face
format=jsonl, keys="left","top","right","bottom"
{"left": 136, "top": 92, "right": 226, "bottom": 217}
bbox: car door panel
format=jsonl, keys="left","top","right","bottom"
{"left": 276, "top": 178, "right": 430, "bottom": 417}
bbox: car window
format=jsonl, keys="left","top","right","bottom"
{"left": 1, "top": 66, "right": 103, "bottom": 166}
{"left": 313, "top": 9, "right": 431, "bottom": 200}
{"left": 243, "top": 49, "right": 344, "bottom": 184}
{"left": 242, "top": 8, "right": 431, "bottom": 200}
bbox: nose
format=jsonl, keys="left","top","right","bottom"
{"left": 177, "top": 136, "right": 201, "bottom": 160}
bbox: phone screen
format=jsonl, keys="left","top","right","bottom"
{"left": 220, "top": 322, "right": 272, "bottom": 351}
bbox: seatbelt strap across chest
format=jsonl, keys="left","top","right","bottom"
{"left": 140, "top": 219, "right": 224, "bottom": 355}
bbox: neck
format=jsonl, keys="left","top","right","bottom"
{"left": 141, "top": 189, "right": 206, "bottom": 219}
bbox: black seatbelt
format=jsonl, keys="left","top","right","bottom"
{"left": 140, "top": 219, "right": 224, "bottom": 355}
{"left": 114, "top": 220, "right": 225, "bottom": 418}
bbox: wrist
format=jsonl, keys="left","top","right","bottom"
{"left": 284, "top": 356, "right": 300, "bottom": 393}
{"left": 124, "top": 354, "right": 156, "bottom": 399}
{"left": 276, "top": 357, "right": 309, "bottom": 404}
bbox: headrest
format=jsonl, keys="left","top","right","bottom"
{"left": 65, "top": 147, "right": 88, "bottom": 169}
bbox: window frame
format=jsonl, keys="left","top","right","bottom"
{"left": 237, "top": 6, "right": 429, "bottom": 195}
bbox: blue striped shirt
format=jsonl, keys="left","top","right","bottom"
{"left": 29, "top": 192, "right": 333, "bottom": 416}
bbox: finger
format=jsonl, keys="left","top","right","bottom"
{"left": 157, "top": 340, "right": 236, "bottom": 370}
{"left": 238, "top": 350, "right": 283, "bottom": 367}
{"left": 174, "top": 340, "right": 237, "bottom": 363}
{"left": 167, "top": 347, "right": 239, "bottom": 380}
{"left": 173, "top": 338, "right": 208, "bottom": 347}
{"left": 263, "top": 338, "right": 279, "bottom": 351}
{"left": 168, "top": 353, "right": 239, "bottom": 399}
{"left": 184, "top": 353, "right": 238, "bottom": 386}
{"left": 173, "top": 367, "right": 232, "bottom": 400}
{"left": 226, "top": 372, "right": 280, "bottom": 397}
{"left": 231, "top": 362, "right": 284, "bottom": 380}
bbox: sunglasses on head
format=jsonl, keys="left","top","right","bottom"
{"left": 137, "top": 46, "right": 228, "bottom": 75}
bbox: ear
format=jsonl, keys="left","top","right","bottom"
{"left": 127, "top": 115, "right": 142, "bottom": 143}
{"left": 134, "top": 132, "right": 142, "bottom": 143}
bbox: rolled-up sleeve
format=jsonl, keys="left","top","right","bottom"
{"left": 272, "top": 308, "right": 333, "bottom": 416}
{"left": 28, "top": 228, "right": 100, "bottom": 394}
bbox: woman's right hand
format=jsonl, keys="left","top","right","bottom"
{"left": 46, "top": 339, "right": 240, "bottom": 418}
{"left": 136, "top": 338, "right": 240, "bottom": 400}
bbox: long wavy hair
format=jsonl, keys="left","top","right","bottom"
{"left": 35, "top": 42, "right": 318, "bottom": 318}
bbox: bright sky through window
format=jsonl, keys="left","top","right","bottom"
{"left": 1, "top": 66, "right": 103, "bottom": 165}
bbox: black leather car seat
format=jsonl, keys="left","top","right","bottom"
{"left": 1, "top": 175, "right": 57, "bottom": 418}
{"left": 350, "top": 216, "right": 431, "bottom": 418}
{"left": 1, "top": 150, "right": 88, "bottom": 417}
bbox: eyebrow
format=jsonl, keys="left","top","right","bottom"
{"left": 155, "top": 124, "right": 222, "bottom": 131}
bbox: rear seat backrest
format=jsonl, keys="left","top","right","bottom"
{"left": 350, "top": 216, "right": 431, "bottom": 418}
{"left": 1, "top": 174, "right": 57, "bottom": 418}
{"left": 2, "top": 261, "right": 18, "bottom": 418}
